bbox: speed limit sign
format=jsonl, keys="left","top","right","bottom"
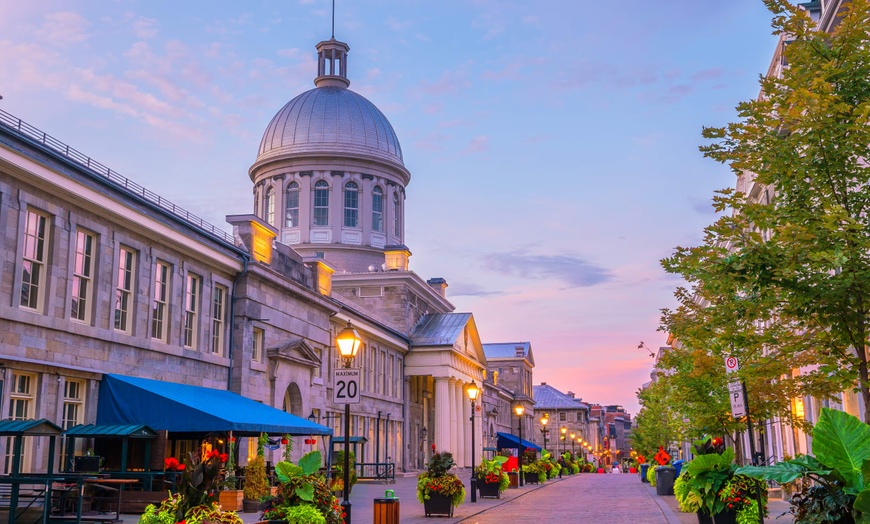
{"left": 333, "top": 369, "right": 361, "bottom": 404}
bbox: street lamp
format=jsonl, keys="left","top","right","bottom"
{"left": 540, "top": 413, "right": 549, "bottom": 452}
{"left": 514, "top": 404, "right": 525, "bottom": 487}
{"left": 466, "top": 380, "right": 480, "bottom": 503}
{"left": 560, "top": 426, "right": 567, "bottom": 455}
{"left": 570, "top": 433, "right": 576, "bottom": 455}
{"left": 335, "top": 321, "right": 362, "bottom": 524}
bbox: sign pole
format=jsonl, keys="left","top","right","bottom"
{"left": 726, "top": 356, "right": 764, "bottom": 524}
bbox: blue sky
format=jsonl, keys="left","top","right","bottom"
{"left": 0, "top": 1, "right": 781, "bottom": 415}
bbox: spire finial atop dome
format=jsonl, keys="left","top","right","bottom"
{"left": 314, "top": 38, "right": 350, "bottom": 88}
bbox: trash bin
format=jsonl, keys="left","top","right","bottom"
{"left": 673, "top": 460, "right": 685, "bottom": 478}
{"left": 373, "top": 493, "right": 400, "bottom": 524}
{"left": 655, "top": 466, "right": 676, "bottom": 496}
{"left": 640, "top": 463, "right": 650, "bottom": 483}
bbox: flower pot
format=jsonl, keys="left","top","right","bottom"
{"left": 477, "top": 481, "right": 501, "bottom": 499}
{"left": 243, "top": 498, "right": 260, "bottom": 513}
{"left": 696, "top": 512, "right": 714, "bottom": 524}
{"left": 218, "top": 489, "right": 243, "bottom": 512}
{"left": 423, "top": 492, "right": 454, "bottom": 517}
{"left": 712, "top": 509, "right": 737, "bottom": 524}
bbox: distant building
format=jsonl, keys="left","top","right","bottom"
{"left": 532, "top": 383, "right": 592, "bottom": 458}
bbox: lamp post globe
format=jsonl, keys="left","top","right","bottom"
{"left": 540, "top": 413, "right": 549, "bottom": 454}
{"left": 335, "top": 320, "right": 361, "bottom": 524}
{"left": 514, "top": 404, "right": 525, "bottom": 486}
{"left": 466, "top": 380, "right": 480, "bottom": 503}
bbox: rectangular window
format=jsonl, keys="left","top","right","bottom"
{"left": 151, "top": 261, "right": 170, "bottom": 342}
{"left": 4, "top": 373, "right": 36, "bottom": 473}
{"left": 62, "top": 380, "right": 84, "bottom": 429}
{"left": 71, "top": 229, "right": 95, "bottom": 322}
{"left": 344, "top": 185, "right": 359, "bottom": 227}
{"left": 285, "top": 186, "right": 300, "bottom": 227}
{"left": 313, "top": 183, "right": 329, "bottom": 226}
{"left": 212, "top": 285, "right": 227, "bottom": 355}
{"left": 559, "top": 412, "right": 567, "bottom": 422}
{"left": 372, "top": 189, "right": 383, "bottom": 232}
{"left": 114, "top": 247, "right": 136, "bottom": 333}
{"left": 252, "top": 328, "right": 264, "bottom": 363}
{"left": 20, "top": 210, "right": 49, "bottom": 310}
{"left": 183, "top": 274, "right": 200, "bottom": 348}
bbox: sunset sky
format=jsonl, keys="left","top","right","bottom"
{"left": 0, "top": 1, "right": 782, "bottom": 415}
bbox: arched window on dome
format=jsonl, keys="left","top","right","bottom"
{"left": 265, "top": 186, "right": 275, "bottom": 226}
{"left": 372, "top": 186, "right": 384, "bottom": 232}
{"left": 393, "top": 192, "right": 401, "bottom": 237}
{"left": 344, "top": 182, "right": 359, "bottom": 228}
{"left": 285, "top": 182, "right": 300, "bottom": 228}
{"left": 313, "top": 180, "right": 330, "bottom": 226}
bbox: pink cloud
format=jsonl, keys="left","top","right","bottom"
{"left": 37, "top": 12, "right": 90, "bottom": 44}
{"left": 463, "top": 135, "right": 489, "bottom": 153}
{"left": 419, "top": 65, "right": 472, "bottom": 96}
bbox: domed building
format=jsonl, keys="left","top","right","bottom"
{"left": 250, "top": 38, "right": 410, "bottom": 274}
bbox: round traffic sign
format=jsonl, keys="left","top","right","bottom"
{"left": 725, "top": 356, "right": 739, "bottom": 373}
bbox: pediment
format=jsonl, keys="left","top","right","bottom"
{"left": 267, "top": 338, "right": 322, "bottom": 369}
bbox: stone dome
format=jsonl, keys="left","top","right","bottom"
{"left": 256, "top": 86, "right": 404, "bottom": 169}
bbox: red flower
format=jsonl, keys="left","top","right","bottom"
{"left": 281, "top": 438, "right": 289, "bottom": 445}
{"left": 176, "top": 464, "right": 185, "bottom": 471}
{"left": 219, "top": 453, "right": 228, "bottom": 463}
{"left": 164, "top": 457, "right": 180, "bottom": 470}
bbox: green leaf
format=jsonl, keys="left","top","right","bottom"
{"left": 295, "top": 483, "right": 314, "bottom": 501}
{"left": 855, "top": 489, "right": 870, "bottom": 516}
{"left": 298, "top": 451, "right": 322, "bottom": 475}
{"left": 812, "top": 408, "right": 870, "bottom": 491}
{"left": 735, "top": 460, "right": 829, "bottom": 483}
{"left": 274, "top": 461, "right": 302, "bottom": 484}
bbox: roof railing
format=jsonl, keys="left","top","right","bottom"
{"left": 0, "top": 108, "right": 235, "bottom": 245}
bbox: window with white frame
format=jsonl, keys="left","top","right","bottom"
{"left": 265, "top": 186, "right": 275, "bottom": 226}
{"left": 4, "top": 373, "right": 36, "bottom": 473}
{"left": 285, "top": 182, "right": 300, "bottom": 227}
{"left": 559, "top": 412, "right": 567, "bottom": 422}
{"left": 114, "top": 247, "right": 136, "bottom": 333}
{"left": 393, "top": 193, "right": 401, "bottom": 236}
{"left": 212, "top": 285, "right": 227, "bottom": 355}
{"left": 183, "top": 273, "right": 200, "bottom": 348}
{"left": 151, "top": 261, "right": 170, "bottom": 342}
{"left": 372, "top": 186, "right": 383, "bottom": 232}
{"left": 20, "top": 209, "right": 49, "bottom": 310}
{"left": 313, "top": 180, "right": 329, "bottom": 226}
{"left": 252, "top": 327, "right": 264, "bottom": 363}
{"left": 344, "top": 182, "right": 359, "bottom": 228}
{"left": 61, "top": 379, "right": 86, "bottom": 468}
{"left": 71, "top": 229, "right": 95, "bottom": 322}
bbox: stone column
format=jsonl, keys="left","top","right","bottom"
{"left": 448, "top": 378, "right": 457, "bottom": 457}
{"left": 435, "top": 377, "right": 450, "bottom": 454}
{"left": 463, "top": 382, "right": 472, "bottom": 467}
{"left": 455, "top": 380, "right": 465, "bottom": 466}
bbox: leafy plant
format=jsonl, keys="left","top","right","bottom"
{"left": 674, "top": 473, "right": 702, "bottom": 513}
{"left": 736, "top": 408, "right": 870, "bottom": 523}
{"left": 473, "top": 456, "right": 509, "bottom": 492}
{"left": 244, "top": 455, "right": 270, "bottom": 501}
{"left": 283, "top": 503, "right": 327, "bottom": 524}
{"left": 274, "top": 450, "right": 323, "bottom": 502}
{"left": 683, "top": 448, "right": 737, "bottom": 516}
{"left": 416, "top": 450, "right": 466, "bottom": 507}
{"left": 647, "top": 464, "right": 658, "bottom": 486}
{"left": 264, "top": 451, "right": 343, "bottom": 524}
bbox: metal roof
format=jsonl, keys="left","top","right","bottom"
{"left": 482, "top": 342, "right": 530, "bottom": 359}
{"left": 533, "top": 384, "right": 590, "bottom": 410}
{"left": 65, "top": 424, "right": 157, "bottom": 438}
{"left": 0, "top": 418, "right": 63, "bottom": 436}
{"left": 257, "top": 86, "right": 404, "bottom": 168}
{"left": 411, "top": 313, "right": 472, "bottom": 346}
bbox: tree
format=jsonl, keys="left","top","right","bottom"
{"left": 665, "top": 0, "right": 870, "bottom": 423}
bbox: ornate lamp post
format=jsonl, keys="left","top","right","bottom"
{"left": 514, "top": 404, "right": 525, "bottom": 487}
{"left": 466, "top": 380, "right": 480, "bottom": 503}
{"left": 560, "top": 426, "right": 567, "bottom": 455}
{"left": 540, "top": 413, "right": 549, "bottom": 452}
{"left": 335, "top": 321, "right": 362, "bottom": 524}
{"left": 570, "top": 433, "right": 576, "bottom": 455}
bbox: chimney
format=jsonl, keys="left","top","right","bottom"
{"left": 226, "top": 214, "right": 277, "bottom": 265}
{"left": 384, "top": 245, "right": 411, "bottom": 271}
{"left": 427, "top": 277, "right": 448, "bottom": 298}
{"left": 515, "top": 345, "right": 524, "bottom": 357}
{"left": 567, "top": 391, "right": 575, "bottom": 398}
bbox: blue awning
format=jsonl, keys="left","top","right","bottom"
{"left": 97, "top": 374, "right": 332, "bottom": 436}
{"left": 496, "top": 431, "right": 541, "bottom": 451}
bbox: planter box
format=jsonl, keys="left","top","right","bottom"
{"left": 120, "top": 490, "right": 168, "bottom": 514}
{"left": 477, "top": 481, "right": 501, "bottom": 499}
{"left": 423, "top": 492, "right": 454, "bottom": 518}
{"left": 219, "top": 490, "right": 243, "bottom": 512}
{"left": 243, "top": 498, "right": 261, "bottom": 513}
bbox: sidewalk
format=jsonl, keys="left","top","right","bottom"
{"left": 119, "top": 471, "right": 797, "bottom": 523}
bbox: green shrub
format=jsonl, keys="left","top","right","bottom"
{"left": 647, "top": 464, "right": 657, "bottom": 486}
{"left": 285, "top": 503, "right": 327, "bottom": 524}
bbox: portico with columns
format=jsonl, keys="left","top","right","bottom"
{"left": 405, "top": 313, "right": 487, "bottom": 469}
